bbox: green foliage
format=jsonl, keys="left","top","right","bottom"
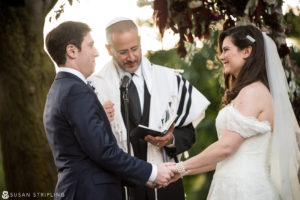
{"left": 284, "top": 8, "right": 300, "bottom": 120}
{"left": 285, "top": 8, "right": 300, "bottom": 39}
{"left": 290, "top": 49, "right": 300, "bottom": 96}
{"left": 285, "top": 8, "right": 300, "bottom": 79}
{"left": 285, "top": 8, "right": 300, "bottom": 75}
{"left": 147, "top": 31, "right": 223, "bottom": 200}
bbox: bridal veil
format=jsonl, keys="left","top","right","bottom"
{"left": 263, "top": 32, "right": 300, "bottom": 199}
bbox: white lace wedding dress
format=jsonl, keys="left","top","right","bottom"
{"left": 207, "top": 104, "right": 279, "bottom": 200}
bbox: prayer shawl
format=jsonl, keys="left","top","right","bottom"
{"left": 89, "top": 56, "right": 210, "bottom": 164}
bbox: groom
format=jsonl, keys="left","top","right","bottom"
{"left": 43, "top": 21, "right": 173, "bottom": 200}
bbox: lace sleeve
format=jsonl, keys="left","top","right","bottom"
{"left": 226, "top": 105, "right": 271, "bottom": 138}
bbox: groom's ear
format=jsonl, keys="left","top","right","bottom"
{"left": 66, "top": 44, "right": 78, "bottom": 59}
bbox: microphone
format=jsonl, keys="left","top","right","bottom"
{"left": 120, "top": 72, "right": 132, "bottom": 89}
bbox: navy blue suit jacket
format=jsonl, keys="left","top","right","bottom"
{"left": 43, "top": 72, "right": 152, "bottom": 200}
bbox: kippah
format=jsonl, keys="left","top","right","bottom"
{"left": 105, "top": 17, "right": 134, "bottom": 29}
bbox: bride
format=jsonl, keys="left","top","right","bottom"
{"left": 170, "top": 25, "right": 300, "bottom": 199}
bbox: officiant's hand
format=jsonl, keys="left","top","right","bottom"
{"left": 103, "top": 100, "right": 114, "bottom": 122}
{"left": 145, "top": 124, "right": 175, "bottom": 148}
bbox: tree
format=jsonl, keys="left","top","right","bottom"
{"left": 0, "top": 0, "right": 60, "bottom": 194}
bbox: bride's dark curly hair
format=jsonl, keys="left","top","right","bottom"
{"left": 218, "top": 25, "right": 269, "bottom": 105}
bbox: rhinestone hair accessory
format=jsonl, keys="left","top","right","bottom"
{"left": 246, "top": 35, "right": 256, "bottom": 43}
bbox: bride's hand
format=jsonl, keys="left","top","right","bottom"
{"left": 166, "top": 164, "right": 183, "bottom": 184}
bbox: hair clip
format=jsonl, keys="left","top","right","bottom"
{"left": 246, "top": 35, "right": 255, "bottom": 43}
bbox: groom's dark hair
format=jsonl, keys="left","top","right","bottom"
{"left": 45, "top": 21, "right": 91, "bottom": 66}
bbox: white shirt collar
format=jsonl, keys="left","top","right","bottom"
{"left": 58, "top": 67, "right": 87, "bottom": 84}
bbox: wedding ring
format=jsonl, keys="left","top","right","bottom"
{"left": 157, "top": 142, "right": 160, "bottom": 146}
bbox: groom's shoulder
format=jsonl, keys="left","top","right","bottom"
{"left": 68, "top": 82, "right": 90, "bottom": 97}
{"left": 54, "top": 77, "right": 90, "bottom": 98}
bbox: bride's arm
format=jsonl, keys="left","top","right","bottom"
{"left": 169, "top": 164, "right": 216, "bottom": 184}
{"left": 182, "top": 130, "right": 244, "bottom": 171}
{"left": 185, "top": 163, "right": 216, "bottom": 175}
{"left": 181, "top": 83, "right": 268, "bottom": 172}
{"left": 168, "top": 132, "right": 243, "bottom": 184}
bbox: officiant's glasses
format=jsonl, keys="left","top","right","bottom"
{"left": 115, "top": 45, "right": 140, "bottom": 57}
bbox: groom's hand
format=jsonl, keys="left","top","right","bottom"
{"left": 154, "top": 163, "right": 174, "bottom": 187}
{"left": 145, "top": 181, "right": 156, "bottom": 189}
{"left": 167, "top": 164, "right": 182, "bottom": 184}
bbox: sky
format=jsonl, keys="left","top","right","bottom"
{"left": 44, "top": 0, "right": 299, "bottom": 72}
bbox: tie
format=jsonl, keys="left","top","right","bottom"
{"left": 128, "top": 74, "right": 142, "bottom": 125}
{"left": 120, "top": 74, "right": 142, "bottom": 125}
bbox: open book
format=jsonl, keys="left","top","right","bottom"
{"left": 130, "top": 114, "right": 178, "bottom": 139}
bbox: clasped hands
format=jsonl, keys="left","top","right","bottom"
{"left": 146, "top": 162, "right": 183, "bottom": 189}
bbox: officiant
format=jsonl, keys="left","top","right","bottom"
{"left": 89, "top": 17, "right": 210, "bottom": 200}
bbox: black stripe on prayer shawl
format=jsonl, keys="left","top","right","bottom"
{"left": 176, "top": 75, "right": 187, "bottom": 120}
{"left": 176, "top": 75, "right": 181, "bottom": 90}
{"left": 178, "top": 83, "right": 193, "bottom": 126}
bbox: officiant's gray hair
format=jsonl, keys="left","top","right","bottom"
{"left": 105, "top": 18, "right": 138, "bottom": 45}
